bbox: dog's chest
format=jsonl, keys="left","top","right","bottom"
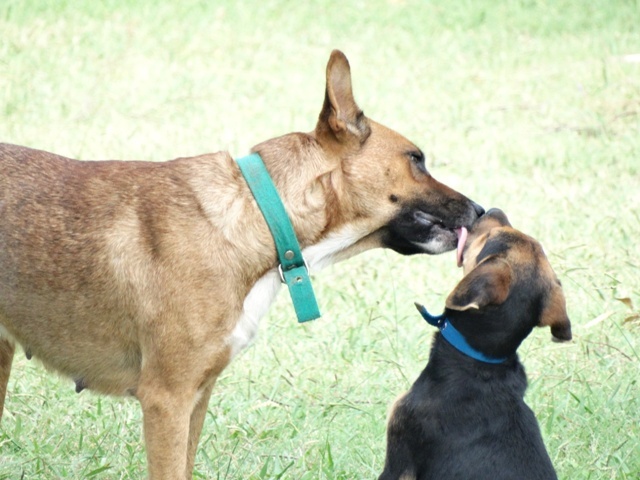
{"left": 227, "top": 270, "right": 282, "bottom": 359}
{"left": 226, "top": 226, "right": 365, "bottom": 359}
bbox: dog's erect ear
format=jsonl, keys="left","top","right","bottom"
{"left": 445, "top": 256, "right": 512, "bottom": 311}
{"left": 539, "top": 284, "right": 572, "bottom": 342}
{"left": 317, "top": 50, "right": 371, "bottom": 144}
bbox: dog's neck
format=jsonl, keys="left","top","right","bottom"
{"left": 446, "top": 308, "right": 535, "bottom": 361}
{"left": 418, "top": 306, "right": 509, "bottom": 364}
{"left": 423, "top": 335, "right": 529, "bottom": 403}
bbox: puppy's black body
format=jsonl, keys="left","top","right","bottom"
{"left": 379, "top": 209, "right": 572, "bottom": 480}
{"left": 381, "top": 337, "right": 555, "bottom": 480}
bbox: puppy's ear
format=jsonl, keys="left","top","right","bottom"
{"left": 539, "top": 284, "right": 572, "bottom": 342}
{"left": 317, "top": 50, "right": 371, "bottom": 144}
{"left": 446, "top": 256, "right": 512, "bottom": 311}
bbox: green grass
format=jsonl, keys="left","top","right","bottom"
{"left": 1, "top": 0, "right": 639, "bottom": 478}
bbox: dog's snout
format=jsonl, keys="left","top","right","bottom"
{"left": 472, "top": 202, "right": 485, "bottom": 218}
{"left": 485, "top": 208, "right": 511, "bottom": 226}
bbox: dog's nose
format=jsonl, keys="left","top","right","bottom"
{"left": 472, "top": 201, "right": 485, "bottom": 218}
{"left": 486, "top": 208, "right": 511, "bottom": 226}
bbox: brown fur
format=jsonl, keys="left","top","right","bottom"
{"left": 448, "top": 208, "right": 571, "bottom": 339}
{"left": 0, "top": 50, "right": 482, "bottom": 478}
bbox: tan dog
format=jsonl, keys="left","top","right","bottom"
{"left": 0, "top": 50, "right": 483, "bottom": 479}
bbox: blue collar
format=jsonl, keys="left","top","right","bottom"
{"left": 415, "top": 303, "right": 507, "bottom": 364}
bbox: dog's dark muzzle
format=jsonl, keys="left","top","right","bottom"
{"left": 382, "top": 198, "right": 484, "bottom": 256}
{"left": 472, "top": 201, "right": 485, "bottom": 218}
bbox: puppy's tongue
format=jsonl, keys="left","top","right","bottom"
{"left": 455, "top": 227, "right": 467, "bottom": 268}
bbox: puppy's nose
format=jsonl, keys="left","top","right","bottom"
{"left": 472, "top": 201, "right": 485, "bottom": 218}
{"left": 486, "top": 208, "right": 511, "bottom": 226}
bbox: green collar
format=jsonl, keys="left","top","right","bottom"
{"left": 236, "top": 153, "right": 321, "bottom": 323}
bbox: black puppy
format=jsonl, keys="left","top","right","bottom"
{"left": 379, "top": 208, "right": 572, "bottom": 480}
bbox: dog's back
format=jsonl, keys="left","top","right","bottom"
{"left": 380, "top": 209, "right": 571, "bottom": 480}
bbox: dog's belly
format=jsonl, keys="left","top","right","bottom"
{"left": 0, "top": 290, "right": 143, "bottom": 396}
{"left": 1, "top": 331, "right": 142, "bottom": 396}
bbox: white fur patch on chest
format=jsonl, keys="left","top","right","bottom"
{"left": 227, "top": 269, "right": 281, "bottom": 359}
{"left": 302, "top": 224, "right": 368, "bottom": 271}
{"left": 226, "top": 224, "right": 367, "bottom": 359}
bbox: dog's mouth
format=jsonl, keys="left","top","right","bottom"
{"left": 413, "top": 211, "right": 443, "bottom": 228}
{"left": 381, "top": 208, "right": 468, "bottom": 256}
{"left": 454, "top": 208, "right": 510, "bottom": 269}
{"left": 455, "top": 226, "right": 468, "bottom": 268}
{"left": 410, "top": 210, "right": 463, "bottom": 253}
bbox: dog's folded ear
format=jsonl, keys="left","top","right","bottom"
{"left": 317, "top": 49, "right": 371, "bottom": 145}
{"left": 539, "top": 285, "right": 572, "bottom": 342}
{"left": 445, "top": 256, "right": 512, "bottom": 311}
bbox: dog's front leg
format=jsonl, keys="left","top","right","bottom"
{"left": 378, "top": 446, "right": 417, "bottom": 480}
{"left": 138, "top": 382, "right": 193, "bottom": 480}
{"left": 379, "top": 424, "right": 419, "bottom": 480}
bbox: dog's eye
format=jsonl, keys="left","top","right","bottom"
{"left": 409, "top": 152, "right": 423, "bottom": 163}
{"left": 408, "top": 151, "right": 427, "bottom": 172}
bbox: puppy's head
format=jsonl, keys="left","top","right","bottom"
{"left": 444, "top": 208, "right": 571, "bottom": 357}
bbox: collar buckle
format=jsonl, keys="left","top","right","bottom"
{"left": 278, "top": 258, "right": 311, "bottom": 284}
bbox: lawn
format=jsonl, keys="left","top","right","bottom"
{"left": 1, "top": 0, "right": 639, "bottom": 478}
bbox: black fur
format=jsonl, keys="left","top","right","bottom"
{"left": 379, "top": 336, "right": 557, "bottom": 480}
{"left": 379, "top": 212, "right": 568, "bottom": 480}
